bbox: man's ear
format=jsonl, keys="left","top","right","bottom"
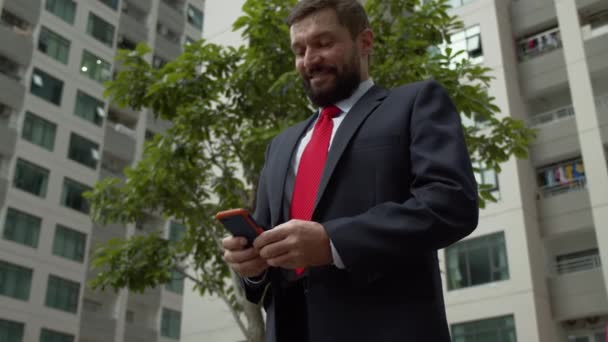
{"left": 358, "top": 28, "right": 374, "bottom": 58}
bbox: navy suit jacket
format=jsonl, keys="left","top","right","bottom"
{"left": 245, "top": 80, "right": 479, "bottom": 342}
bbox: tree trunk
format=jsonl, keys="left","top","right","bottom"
{"left": 243, "top": 300, "right": 265, "bottom": 342}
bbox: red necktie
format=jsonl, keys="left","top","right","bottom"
{"left": 290, "top": 105, "right": 341, "bottom": 276}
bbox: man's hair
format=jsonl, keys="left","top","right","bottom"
{"left": 286, "top": 0, "right": 370, "bottom": 39}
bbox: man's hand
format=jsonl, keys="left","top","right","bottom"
{"left": 254, "top": 219, "right": 332, "bottom": 269}
{"left": 222, "top": 236, "right": 269, "bottom": 278}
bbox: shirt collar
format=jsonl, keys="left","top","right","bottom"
{"left": 321, "top": 79, "right": 375, "bottom": 115}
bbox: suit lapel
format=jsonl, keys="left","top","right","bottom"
{"left": 313, "top": 85, "right": 389, "bottom": 214}
{"left": 269, "top": 115, "right": 317, "bottom": 226}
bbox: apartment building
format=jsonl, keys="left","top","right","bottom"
{"left": 180, "top": 0, "right": 608, "bottom": 341}
{"left": 0, "top": 0, "right": 204, "bottom": 341}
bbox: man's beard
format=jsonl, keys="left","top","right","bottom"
{"left": 302, "top": 53, "right": 361, "bottom": 107}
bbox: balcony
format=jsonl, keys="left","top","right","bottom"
{"left": 583, "top": 24, "right": 608, "bottom": 78}
{"left": 154, "top": 33, "right": 181, "bottom": 61}
{"left": 125, "top": 0, "right": 152, "bottom": 14}
{"left": 0, "top": 22, "right": 34, "bottom": 66}
{"left": 146, "top": 111, "right": 172, "bottom": 133}
{"left": 2, "top": 0, "right": 40, "bottom": 30}
{"left": 119, "top": 11, "right": 148, "bottom": 44}
{"left": 548, "top": 255, "right": 607, "bottom": 320}
{"left": 157, "top": 0, "right": 185, "bottom": 36}
{"left": 0, "top": 178, "right": 7, "bottom": 209}
{"left": 124, "top": 323, "right": 158, "bottom": 342}
{"left": 103, "top": 121, "right": 137, "bottom": 163}
{"left": 90, "top": 223, "right": 128, "bottom": 249}
{"left": 536, "top": 159, "right": 594, "bottom": 235}
{"left": 518, "top": 28, "right": 568, "bottom": 98}
{"left": 129, "top": 286, "right": 162, "bottom": 309}
{"left": 0, "top": 107, "right": 17, "bottom": 157}
{"left": 79, "top": 311, "right": 118, "bottom": 342}
{"left": 0, "top": 59, "right": 25, "bottom": 111}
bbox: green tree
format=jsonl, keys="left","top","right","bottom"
{"left": 86, "top": 0, "right": 535, "bottom": 341}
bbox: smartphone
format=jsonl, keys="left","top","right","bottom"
{"left": 215, "top": 208, "right": 264, "bottom": 246}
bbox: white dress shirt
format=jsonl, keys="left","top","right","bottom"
{"left": 286, "top": 79, "right": 375, "bottom": 269}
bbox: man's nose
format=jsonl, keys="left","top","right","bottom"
{"left": 303, "top": 49, "right": 321, "bottom": 70}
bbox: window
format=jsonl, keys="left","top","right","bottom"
{"left": 13, "top": 159, "right": 49, "bottom": 198}
{"left": 161, "top": 308, "right": 181, "bottom": 339}
{"left": 98, "top": 0, "right": 119, "bottom": 10}
{"left": 448, "top": 0, "right": 475, "bottom": 8}
{"left": 126, "top": 310, "right": 135, "bottom": 323}
{"left": 61, "top": 178, "right": 91, "bottom": 214}
{"left": 52, "top": 225, "right": 86, "bottom": 263}
{"left": 74, "top": 91, "right": 105, "bottom": 126}
{"left": 38, "top": 27, "right": 70, "bottom": 64}
{"left": 474, "top": 162, "right": 499, "bottom": 197}
{"left": 0, "top": 318, "right": 24, "bottom": 342}
{"left": 446, "top": 232, "right": 509, "bottom": 290}
{"left": 3, "top": 208, "right": 41, "bottom": 248}
{"left": 30, "top": 68, "right": 64, "bottom": 105}
{"left": 442, "top": 25, "right": 483, "bottom": 66}
{"left": 22, "top": 112, "right": 57, "bottom": 151}
{"left": 68, "top": 133, "right": 100, "bottom": 169}
{"left": 169, "top": 221, "right": 186, "bottom": 242}
{"left": 165, "top": 269, "right": 184, "bottom": 294}
{"left": 40, "top": 328, "right": 74, "bottom": 342}
{"left": 80, "top": 50, "right": 112, "bottom": 84}
{"left": 555, "top": 248, "right": 601, "bottom": 275}
{"left": 86, "top": 13, "right": 115, "bottom": 47}
{"left": 452, "top": 315, "right": 517, "bottom": 342}
{"left": 186, "top": 5, "right": 204, "bottom": 30}
{"left": 45, "top": 0, "right": 76, "bottom": 25}
{"left": 0, "top": 260, "right": 33, "bottom": 300}
{"left": 45, "top": 275, "right": 80, "bottom": 313}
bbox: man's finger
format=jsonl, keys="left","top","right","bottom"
{"left": 258, "top": 240, "right": 291, "bottom": 260}
{"left": 222, "top": 236, "right": 248, "bottom": 250}
{"left": 234, "top": 257, "right": 268, "bottom": 277}
{"left": 254, "top": 224, "right": 291, "bottom": 250}
{"left": 224, "top": 247, "right": 258, "bottom": 264}
{"left": 267, "top": 252, "right": 297, "bottom": 269}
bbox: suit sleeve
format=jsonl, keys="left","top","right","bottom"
{"left": 241, "top": 140, "right": 273, "bottom": 304}
{"left": 323, "top": 80, "right": 479, "bottom": 275}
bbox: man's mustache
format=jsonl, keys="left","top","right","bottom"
{"left": 304, "top": 65, "right": 338, "bottom": 79}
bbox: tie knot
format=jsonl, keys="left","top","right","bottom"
{"left": 320, "top": 105, "right": 341, "bottom": 119}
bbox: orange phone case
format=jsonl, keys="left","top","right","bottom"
{"left": 215, "top": 208, "right": 265, "bottom": 235}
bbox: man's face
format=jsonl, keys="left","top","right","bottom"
{"left": 290, "top": 8, "right": 365, "bottom": 107}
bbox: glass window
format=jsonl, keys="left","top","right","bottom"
{"left": 452, "top": 315, "right": 516, "bottom": 342}
{"left": 165, "top": 269, "right": 184, "bottom": 294}
{"left": 3, "top": 208, "right": 41, "bottom": 248}
{"left": 161, "top": 308, "right": 181, "bottom": 339}
{"left": 45, "top": 275, "right": 80, "bottom": 313}
{"left": 80, "top": 50, "right": 112, "bottom": 84}
{"left": 68, "top": 133, "right": 99, "bottom": 169}
{"left": 52, "top": 225, "right": 86, "bottom": 263}
{"left": 38, "top": 27, "right": 70, "bottom": 64}
{"left": 13, "top": 159, "right": 49, "bottom": 198}
{"left": 0, "top": 318, "right": 24, "bottom": 342}
{"left": 30, "top": 68, "right": 64, "bottom": 105}
{"left": 186, "top": 5, "right": 204, "bottom": 30}
{"left": 441, "top": 25, "right": 483, "bottom": 66}
{"left": 169, "top": 222, "right": 186, "bottom": 242}
{"left": 74, "top": 90, "right": 105, "bottom": 126}
{"left": 446, "top": 232, "right": 509, "bottom": 290}
{"left": 40, "top": 328, "right": 75, "bottom": 342}
{"left": 61, "top": 178, "right": 92, "bottom": 214}
{"left": 22, "top": 112, "right": 57, "bottom": 151}
{"left": 474, "top": 162, "right": 499, "bottom": 198}
{"left": 86, "top": 13, "right": 115, "bottom": 47}
{"left": 0, "top": 260, "right": 33, "bottom": 301}
{"left": 98, "top": 0, "right": 119, "bottom": 10}
{"left": 45, "top": 0, "right": 76, "bottom": 25}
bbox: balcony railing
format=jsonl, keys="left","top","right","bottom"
{"left": 539, "top": 177, "right": 586, "bottom": 198}
{"left": 518, "top": 27, "right": 562, "bottom": 61}
{"left": 553, "top": 253, "right": 602, "bottom": 275}
{"left": 108, "top": 122, "right": 137, "bottom": 139}
{"left": 529, "top": 94, "right": 608, "bottom": 127}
